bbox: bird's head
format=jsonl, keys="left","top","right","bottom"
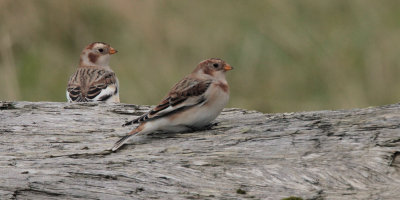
{"left": 194, "top": 58, "right": 233, "bottom": 79}
{"left": 79, "top": 42, "right": 117, "bottom": 67}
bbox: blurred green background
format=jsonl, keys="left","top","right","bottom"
{"left": 1, "top": 0, "right": 400, "bottom": 113}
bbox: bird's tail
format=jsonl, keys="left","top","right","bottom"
{"left": 111, "top": 124, "right": 144, "bottom": 152}
{"left": 111, "top": 134, "right": 134, "bottom": 152}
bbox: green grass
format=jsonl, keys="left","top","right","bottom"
{"left": 1, "top": 0, "right": 400, "bottom": 113}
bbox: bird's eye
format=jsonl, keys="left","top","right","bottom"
{"left": 98, "top": 48, "right": 104, "bottom": 53}
{"left": 213, "top": 63, "right": 219, "bottom": 68}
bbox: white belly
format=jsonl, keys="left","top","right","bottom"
{"left": 156, "top": 84, "right": 229, "bottom": 131}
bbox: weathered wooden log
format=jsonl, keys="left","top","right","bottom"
{"left": 0, "top": 101, "right": 399, "bottom": 199}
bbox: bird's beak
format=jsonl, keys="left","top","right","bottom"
{"left": 109, "top": 47, "right": 118, "bottom": 54}
{"left": 224, "top": 64, "right": 233, "bottom": 71}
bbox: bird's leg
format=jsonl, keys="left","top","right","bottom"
{"left": 185, "top": 122, "right": 219, "bottom": 132}
{"left": 204, "top": 122, "right": 219, "bottom": 130}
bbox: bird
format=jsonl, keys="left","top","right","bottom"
{"left": 66, "top": 42, "right": 120, "bottom": 103}
{"left": 111, "top": 58, "right": 233, "bottom": 151}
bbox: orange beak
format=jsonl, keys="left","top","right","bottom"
{"left": 109, "top": 47, "right": 118, "bottom": 54}
{"left": 224, "top": 64, "right": 233, "bottom": 71}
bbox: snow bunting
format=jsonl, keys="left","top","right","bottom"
{"left": 111, "top": 58, "right": 233, "bottom": 151}
{"left": 66, "top": 42, "right": 120, "bottom": 103}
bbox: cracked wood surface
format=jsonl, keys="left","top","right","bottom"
{"left": 0, "top": 101, "right": 400, "bottom": 200}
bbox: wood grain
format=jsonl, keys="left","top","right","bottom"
{"left": 1, "top": 101, "right": 399, "bottom": 199}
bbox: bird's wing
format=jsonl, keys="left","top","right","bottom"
{"left": 67, "top": 68, "right": 118, "bottom": 102}
{"left": 123, "top": 77, "right": 212, "bottom": 126}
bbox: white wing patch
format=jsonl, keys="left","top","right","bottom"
{"left": 92, "top": 84, "right": 119, "bottom": 102}
{"left": 66, "top": 90, "right": 72, "bottom": 102}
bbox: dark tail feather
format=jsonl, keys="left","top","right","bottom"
{"left": 122, "top": 119, "right": 137, "bottom": 127}
{"left": 122, "top": 113, "right": 149, "bottom": 127}
{"left": 111, "top": 134, "right": 134, "bottom": 152}
{"left": 111, "top": 125, "right": 143, "bottom": 151}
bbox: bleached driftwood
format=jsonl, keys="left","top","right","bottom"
{"left": 0, "top": 101, "right": 399, "bottom": 199}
